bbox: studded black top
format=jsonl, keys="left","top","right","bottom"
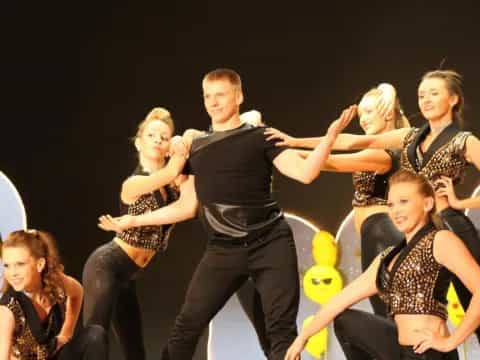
{"left": 376, "top": 223, "right": 451, "bottom": 319}
{"left": 117, "top": 166, "right": 178, "bottom": 252}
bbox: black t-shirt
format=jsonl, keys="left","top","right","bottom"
{"left": 185, "top": 124, "right": 287, "bottom": 206}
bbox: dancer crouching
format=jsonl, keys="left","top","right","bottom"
{"left": 285, "top": 170, "right": 480, "bottom": 360}
{"left": 0, "top": 230, "right": 106, "bottom": 360}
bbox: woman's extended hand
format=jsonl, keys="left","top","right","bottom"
{"left": 53, "top": 334, "right": 71, "bottom": 354}
{"left": 98, "top": 215, "right": 135, "bottom": 232}
{"left": 284, "top": 336, "right": 307, "bottom": 360}
{"left": 264, "top": 128, "right": 298, "bottom": 147}
{"left": 325, "top": 105, "right": 357, "bottom": 140}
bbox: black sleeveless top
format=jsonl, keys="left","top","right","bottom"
{"left": 0, "top": 288, "right": 66, "bottom": 359}
{"left": 117, "top": 165, "right": 178, "bottom": 252}
{"left": 400, "top": 123, "right": 471, "bottom": 186}
{"left": 352, "top": 150, "right": 400, "bottom": 207}
{"left": 376, "top": 223, "right": 451, "bottom": 319}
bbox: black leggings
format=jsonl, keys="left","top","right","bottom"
{"left": 360, "top": 212, "right": 404, "bottom": 316}
{"left": 53, "top": 324, "right": 108, "bottom": 360}
{"left": 334, "top": 309, "right": 458, "bottom": 360}
{"left": 439, "top": 207, "right": 480, "bottom": 342}
{"left": 82, "top": 241, "right": 146, "bottom": 360}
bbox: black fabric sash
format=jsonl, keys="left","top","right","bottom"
{"left": 406, "top": 123, "right": 460, "bottom": 171}
{"left": 8, "top": 289, "right": 62, "bottom": 350}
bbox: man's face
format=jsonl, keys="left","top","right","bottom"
{"left": 202, "top": 78, "right": 243, "bottom": 124}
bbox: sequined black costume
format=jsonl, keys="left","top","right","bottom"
{"left": 0, "top": 288, "right": 106, "bottom": 360}
{"left": 377, "top": 223, "right": 450, "bottom": 319}
{"left": 82, "top": 166, "right": 177, "bottom": 360}
{"left": 401, "top": 123, "right": 480, "bottom": 341}
{"left": 352, "top": 149, "right": 404, "bottom": 316}
{"left": 333, "top": 223, "right": 459, "bottom": 360}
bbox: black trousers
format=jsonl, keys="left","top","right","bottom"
{"left": 360, "top": 212, "right": 404, "bottom": 316}
{"left": 162, "top": 219, "right": 300, "bottom": 360}
{"left": 82, "top": 241, "right": 146, "bottom": 360}
{"left": 439, "top": 207, "right": 480, "bottom": 342}
{"left": 334, "top": 309, "right": 458, "bottom": 360}
{"left": 53, "top": 325, "right": 108, "bottom": 360}
{"left": 236, "top": 279, "right": 270, "bottom": 356}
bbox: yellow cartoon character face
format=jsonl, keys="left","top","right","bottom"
{"left": 303, "top": 265, "right": 343, "bottom": 305}
{"left": 302, "top": 315, "right": 328, "bottom": 358}
{"left": 447, "top": 283, "right": 464, "bottom": 327}
{"left": 312, "top": 230, "right": 337, "bottom": 267}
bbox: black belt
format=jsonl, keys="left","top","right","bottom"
{"left": 199, "top": 201, "right": 283, "bottom": 239}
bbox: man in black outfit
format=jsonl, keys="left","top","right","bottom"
{"left": 99, "top": 68, "right": 355, "bottom": 359}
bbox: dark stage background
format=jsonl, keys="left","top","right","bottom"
{"left": 2, "top": 2, "right": 480, "bottom": 359}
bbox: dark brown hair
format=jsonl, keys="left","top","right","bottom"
{"left": 421, "top": 70, "right": 464, "bottom": 127}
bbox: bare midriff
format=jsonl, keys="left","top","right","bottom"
{"left": 114, "top": 237, "right": 156, "bottom": 268}
{"left": 395, "top": 314, "right": 449, "bottom": 345}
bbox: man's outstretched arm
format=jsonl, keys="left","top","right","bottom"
{"left": 272, "top": 105, "right": 356, "bottom": 184}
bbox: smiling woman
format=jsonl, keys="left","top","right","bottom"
{"left": 0, "top": 230, "right": 106, "bottom": 360}
{"left": 0, "top": 170, "right": 28, "bottom": 296}
{"left": 285, "top": 170, "right": 480, "bottom": 360}
{"left": 263, "top": 83, "right": 410, "bottom": 316}
{"left": 302, "top": 70, "right": 480, "bottom": 343}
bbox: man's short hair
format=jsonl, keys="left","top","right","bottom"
{"left": 203, "top": 68, "right": 242, "bottom": 91}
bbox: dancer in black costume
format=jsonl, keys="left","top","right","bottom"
{"left": 314, "top": 70, "right": 480, "bottom": 342}
{"left": 266, "top": 83, "right": 409, "bottom": 316}
{"left": 98, "top": 68, "right": 357, "bottom": 360}
{"left": 82, "top": 106, "right": 267, "bottom": 360}
{"left": 0, "top": 230, "right": 106, "bottom": 360}
{"left": 82, "top": 107, "right": 189, "bottom": 360}
{"left": 285, "top": 170, "right": 480, "bottom": 360}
